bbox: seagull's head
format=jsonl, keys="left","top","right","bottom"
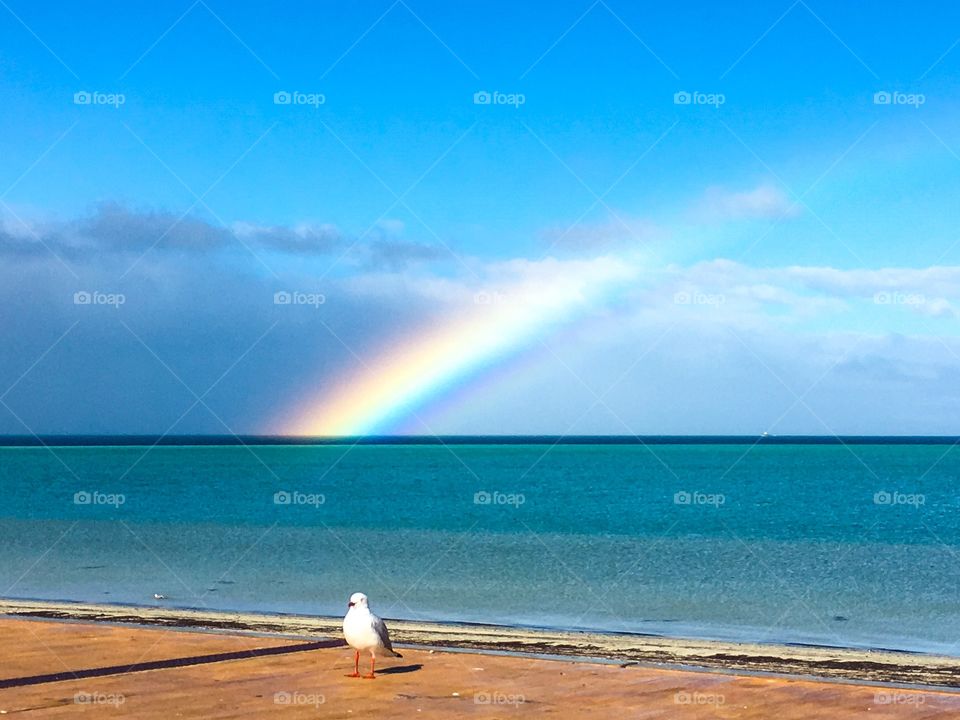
{"left": 347, "top": 592, "right": 368, "bottom": 610}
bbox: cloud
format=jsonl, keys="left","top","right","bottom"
{"left": 0, "top": 204, "right": 448, "bottom": 270}
{"left": 536, "top": 184, "right": 797, "bottom": 258}
{"left": 80, "top": 203, "right": 232, "bottom": 253}
{"left": 340, "top": 254, "right": 636, "bottom": 311}
{"left": 695, "top": 184, "right": 800, "bottom": 222}
{"left": 3, "top": 203, "right": 960, "bottom": 435}
{"left": 915, "top": 297, "right": 958, "bottom": 318}
{"left": 782, "top": 264, "right": 960, "bottom": 299}
{"left": 362, "top": 238, "right": 447, "bottom": 269}
{"left": 658, "top": 260, "right": 960, "bottom": 315}
{"left": 539, "top": 215, "right": 659, "bottom": 252}
{"left": 233, "top": 221, "right": 343, "bottom": 255}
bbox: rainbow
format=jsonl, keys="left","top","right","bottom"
{"left": 287, "top": 257, "right": 637, "bottom": 436}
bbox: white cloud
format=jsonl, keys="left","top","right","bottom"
{"left": 695, "top": 184, "right": 800, "bottom": 222}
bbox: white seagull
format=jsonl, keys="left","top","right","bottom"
{"left": 342, "top": 592, "right": 402, "bottom": 679}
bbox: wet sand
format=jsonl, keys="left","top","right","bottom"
{"left": 2, "top": 616, "right": 960, "bottom": 718}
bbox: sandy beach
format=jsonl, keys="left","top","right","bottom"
{"left": 5, "top": 599, "right": 960, "bottom": 687}
{"left": 3, "top": 600, "right": 960, "bottom": 717}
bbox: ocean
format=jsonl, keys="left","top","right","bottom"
{"left": 2, "top": 438, "right": 959, "bottom": 655}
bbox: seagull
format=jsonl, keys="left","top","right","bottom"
{"left": 342, "top": 592, "right": 402, "bottom": 679}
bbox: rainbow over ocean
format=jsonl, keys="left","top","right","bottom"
{"left": 287, "top": 256, "right": 638, "bottom": 436}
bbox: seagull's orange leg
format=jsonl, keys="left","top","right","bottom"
{"left": 362, "top": 655, "right": 376, "bottom": 679}
{"left": 345, "top": 649, "right": 360, "bottom": 677}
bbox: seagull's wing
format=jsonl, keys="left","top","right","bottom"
{"left": 372, "top": 614, "right": 402, "bottom": 657}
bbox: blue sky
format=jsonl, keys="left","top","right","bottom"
{"left": 2, "top": 0, "right": 960, "bottom": 434}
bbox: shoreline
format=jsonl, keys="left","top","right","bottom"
{"left": 4, "top": 597, "right": 959, "bottom": 690}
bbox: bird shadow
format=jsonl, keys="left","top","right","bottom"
{"left": 376, "top": 663, "right": 423, "bottom": 675}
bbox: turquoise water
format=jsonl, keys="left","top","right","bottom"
{"left": 2, "top": 441, "right": 959, "bottom": 654}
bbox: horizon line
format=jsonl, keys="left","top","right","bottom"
{"left": 1, "top": 434, "right": 958, "bottom": 447}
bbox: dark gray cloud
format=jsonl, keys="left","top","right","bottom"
{"left": 0, "top": 204, "right": 456, "bottom": 434}
{"left": 79, "top": 203, "right": 232, "bottom": 253}
{"left": 0, "top": 251, "right": 440, "bottom": 435}
{"left": 236, "top": 223, "right": 343, "bottom": 255}
{"left": 363, "top": 238, "right": 446, "bottom": 269}
{"left": 0, "top": 204, "right": 447, "bottom": 270}
{"left": 0, "top": 204, "right": 230, "bottom": 260}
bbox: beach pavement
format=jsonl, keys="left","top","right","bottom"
{"left": 2, "top": 618, "right": 960, "bottom": 718}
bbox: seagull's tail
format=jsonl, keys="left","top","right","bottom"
{"left": 389, "top": 649, "right": 403, "bottom": 658}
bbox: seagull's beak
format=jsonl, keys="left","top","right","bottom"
{"left": 348, "top": 601, "right": 355, "bottom": 608}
